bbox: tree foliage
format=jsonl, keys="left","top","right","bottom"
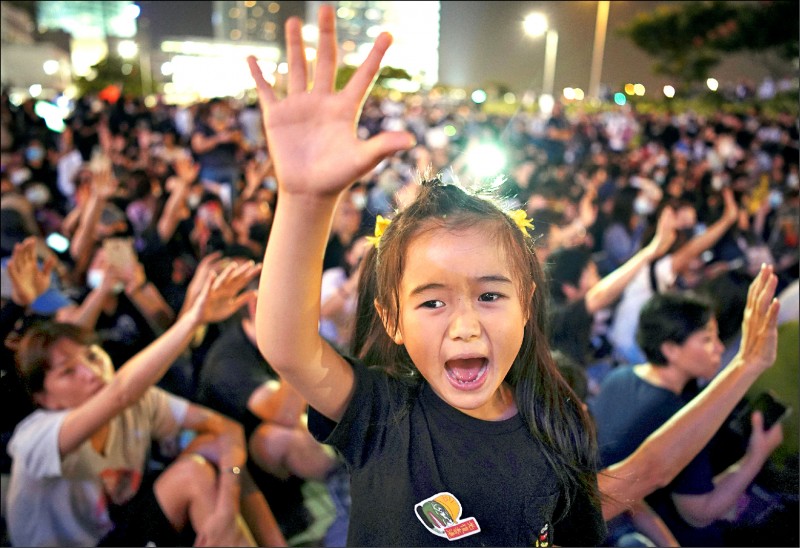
{"left": 74, "top": 54, "right": 143, "bottom": 98}
{"left": 335, "top": 64, "right": 412, "bottom": 91}
{"left": 619, "top": 1, "right": 799, "bottom": 85}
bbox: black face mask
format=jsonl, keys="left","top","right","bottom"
{"left": 248, "top": 222, "right": 271, "bottom": 243}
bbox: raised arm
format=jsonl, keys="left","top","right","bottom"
{"left": 56, "top": 260, "right": 260, "bottom": 456}
{"left": 671, "top": 186, "right": 739, "bottom": 275}
{"left": 599, "top": 264, "right": 780, "bottom": 520}
{"left": 585, "top": 206, "right": 676, "bottom": 314}
{"left": 248, "top": 5, "right": 414, "bottom": 421}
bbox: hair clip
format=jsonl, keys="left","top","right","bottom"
{"left": 367, "top": 214, "right": 392, "bottom": 248}
{"left": 508, "top": 209, "right": 534, "bottom": 237}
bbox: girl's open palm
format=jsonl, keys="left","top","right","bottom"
{"left": 247, "top": 4, "right": 414, "bottom": 197}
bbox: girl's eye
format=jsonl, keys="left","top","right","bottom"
{"left": 420, "top": 300, "right": 444, "bottom": 309}
{"left": 479, "top": 292, "right": 502, "bottom": 302}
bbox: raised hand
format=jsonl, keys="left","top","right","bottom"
{"left": 246, "top": 4, "right": 415, "bottom": 198}
{"left": 645, "top": 206, "right": 677, "bottom": 258}
{"left": 737, "top": 263, "right": 780, "bottom": 374}
{"left": 6, "top": 236, "right": 55, "bottom": 306}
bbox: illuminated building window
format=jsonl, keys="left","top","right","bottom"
{"left": 229, "top": 7, "right": 240, "bottom": 18}
{"left": 230, "top": 29, "right": 242, "bottom": 40}
{"left": 268, "top": 3, "right": 280, "bottom": 14}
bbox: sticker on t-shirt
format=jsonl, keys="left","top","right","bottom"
{"left": 535, "top": 522, "right": 552, "bottom": 547}
{"left": 414, "top": 491, "right": 481, "bottom": 541}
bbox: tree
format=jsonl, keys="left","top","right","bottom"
{"left": 74, "top": 54, "right": 143, "bottom": 98}
{"left": 619, "top": 1, "right": 799, "bottom": 86}
{"left": 335, "top": 64, "right": 412, "bottom": 91}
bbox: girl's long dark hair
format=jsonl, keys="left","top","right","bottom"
{"left": 350, "top": 177, "right": 601, "bottom": 518}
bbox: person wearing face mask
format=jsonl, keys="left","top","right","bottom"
{"left": 21, "top": 138, "right": 68, "bottom": 216}
{"left": 190, "top": 99, "right": 248, "bottom": 218}
{"left": 600, "top": 186, "right": 648, "bottom": 275}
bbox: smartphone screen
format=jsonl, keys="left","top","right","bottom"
{"left": 103, "top": 237, "right": 136, "bottom": 269}
{"left": 46, "top": 232, "right": 70, "bottom": 254}
{"left": 729, "top": 391, "right": 790, "bottom": 438}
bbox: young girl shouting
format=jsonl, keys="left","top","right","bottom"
{"left": 248, "top": 5, "right": 605, "bottom": 546}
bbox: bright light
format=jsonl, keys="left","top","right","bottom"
{"left": 443, "top": 125, "right": 457, "bottom": 137}
{"left": 503, "top": 92, "right": 516, "bottom": 104}
{"left": 28, "top": 84, "right": 42, "bottom": 98}
{"left": 277, "top": 62, "right": 288, "bottom": 74}
{"left": 523, "top": 13, "right": 548, "bottom": 37}
{"left": 305, "top": 48, "right": 316, "bottom": 61}
{"left": 706, "top": 78, "right": 719, "bottom": 91}
{"left": 471, "top": 89, "right": 487, "bottom": 104}
{"left": 42, "top": 60, "right": 60, "bottom": 75}
{"left": 123, "top": 4, "right": 141, "bottom": 19}
{"left": 466, "top": 142, "right": 507, "bottom": 179}
{"left": 118, "top": 40, "right": 138, "bottom": 59}
{"left": 538, "top": 94, "right": 554, "bottom": 116}
{"left": 121, "top": 63, "right": 133, "bottom": 76}
{"left": 613, "top": 92, "right": 626, "bottom": 106}
{"left": 34, "top": 101, "right": 66, "bottom": 133}
{"left": 563, "top": 87, "right": 575, "bottom": 101}
{"left": 624, "top": 83, "right": 635, "bottom": 95}
{"left": 573, "top": 88, "right": 584, "bottom": 101}
{"left": 633, "top": 83, "right": 645, "bottom": 96}
{"left": 161, "top": 61, "right": 174, "bottom": 76}
{"left": 301, "top": 24, "right": 318, "bottom": 42}
{"left": 663, "top": 85, "right": 676, "bottom": 98}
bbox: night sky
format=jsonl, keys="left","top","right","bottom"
{"left": 137, "top": 1, "right": 788, "bottom": 96}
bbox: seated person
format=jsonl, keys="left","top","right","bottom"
{"left": 6, "top": 258, "right": 285, "bottom": 547}
{"left": 589, "top": 274, "right": 784, "bottom": 546}
{"left": 195, "top": 274, "right": 346, "bottom": 544}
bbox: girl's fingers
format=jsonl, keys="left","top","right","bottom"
{"left": 247, "top": 56, "right": 276, "bottom": 105}
{"left": 342, "top": 32, "right": 392, "bottom": 102}
{"left": 311, "top": 4, "right": 338, "bottom": 94}
{"left": 285, "top": 16, "right": 308, "bottom": 95}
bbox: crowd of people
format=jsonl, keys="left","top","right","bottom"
{"left": 1, "top": 6, "right": 798, "bottom": 547}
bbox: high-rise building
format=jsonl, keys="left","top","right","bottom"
{"left": 36, "top": 1, "right": 140, "bottom": 39}
{"left": 212, "top": 1, "right": 305, "bottom": 44}
{"left": 35, "top": 0, "right": 142, "bottom": 77}
{"left": 211, "top": 1, "right": 440, "bottom": 90}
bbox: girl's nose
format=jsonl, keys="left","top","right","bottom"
{"left": 448, "top": 301, "right": 481, "bottom": 341}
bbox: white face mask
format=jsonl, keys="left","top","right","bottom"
{"left": 633, "top": 196, "right": 653, "bottom": 216}
{"left": 187, "top": 193, "right": 201, "bottom": 210}
{"left": 25, "top": 184, "right": 51, "bottom": 206}
{"left": 351, "top": 193, "right": 367, "bottom": 211}
{"left": 87, "top": 269, "right": 124, "bottom": 293}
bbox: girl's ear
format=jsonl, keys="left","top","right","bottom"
{"left": 374, "top": 299, "right": 404, "bottom": 345}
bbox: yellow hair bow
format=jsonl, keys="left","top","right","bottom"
{"left": 508, "top": 209, "right": 534, "bottom": 237}
{"left": 367, "top": 214, "right": 392, "bottom": 248}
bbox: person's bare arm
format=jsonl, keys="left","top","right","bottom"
{"left": 248, "top": 6, "right": 414, "bottom": 421}
{"left": 627, "top": 500, "right": 680, "bottom": 546}
{"left": 55, "top": 261, "right": 260, "bottom": 457}
{"left": 157, "top": 156, "right": 199, "bottom": 242}
{"left": 672, "top": 409, "right": 782, "bottom": 527}
{"left": 598, "top": 264, "right": 781, "bottom": 520}
{"left": 70, "top": 158, "right": 118, "bottom": 280}
{"left": 585, "top": 206, "right": 676, "bottom": 314}
{"left": 671, "top": 187, "right": 739, "bottom": 275}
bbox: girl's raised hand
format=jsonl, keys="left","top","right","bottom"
{"left": 246, "top": 4, "right": 415, "bottom": 198}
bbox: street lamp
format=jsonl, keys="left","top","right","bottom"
{"left": 588, "top": 1, "right": 610, "bottom": 102}
{"left": 523, "top": 13, "right": 559, "bottom": 103}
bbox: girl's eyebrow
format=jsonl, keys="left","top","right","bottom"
{"left": 408, "top": 275, "right": 513, "bottom": 296}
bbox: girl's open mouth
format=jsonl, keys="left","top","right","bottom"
{"left": 445, "top": 357, "right": 488, "bottom": 390}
